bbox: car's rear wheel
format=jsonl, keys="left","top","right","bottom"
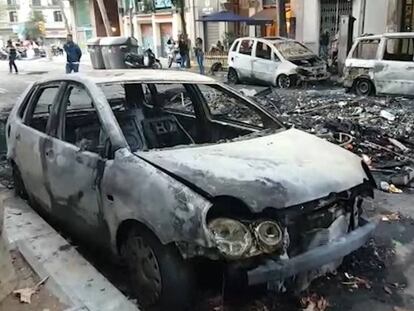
{"left": 12, "top": 165, "right": 28, "bottom": 200}
{"left": 227, "top": 68, "right": 240, "bottom": 84}
{"left": 354, "top": 78, "right": 374, "bottom": 96}
{"left": 276, "top": 74, "right": 295, "bottom": 88}
{"left": 122, "top": 227, "right": 195, "bottom": 311}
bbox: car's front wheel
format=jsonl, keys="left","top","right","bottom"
{"left": 276, "top": 74, "right": 295, "bottom": 88}
{"left": 354, "top": 78, "right": 374, "bottom": 96}
{"left": 122, "top": 227, "right": 195, "bottom": 310}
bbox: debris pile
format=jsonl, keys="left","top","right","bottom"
{"left": 254, "top": 87, "right": 414, "bottom": 188}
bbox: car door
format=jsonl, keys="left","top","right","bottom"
{"left": 374, "top": 36, "right": 414, "bottom": 96}
{"left": 44, "top": 82, "right": 107, "bottom": 239}
{"left": 15, "top": 82, "right": 65, "bottom": 211}
{"left": 235, "top": 39, "right": 254, "bottom": 80}
{"left": 252, "top": 41, "right": 277, "bottom": 84}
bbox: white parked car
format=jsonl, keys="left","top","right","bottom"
{"left": 344, "top": 32, "right": 414, "bottom": 96}
{"left": 228, "top": 37, "right": 329, "bottom": 88}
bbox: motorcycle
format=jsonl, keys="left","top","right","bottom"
{"left": 166, "top": 43, "right": 181, "bottom": 68}
{"left": 124, "top": 48, "right": 162, "bottom": 69}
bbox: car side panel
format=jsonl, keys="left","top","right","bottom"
{"left": 10, "top": 122, "right": 52, "bottom": 208}
{"left": 101, "top": 148, "right": 213, "bottom": 253}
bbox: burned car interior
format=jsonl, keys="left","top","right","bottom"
{"left": 28, "top": 81, "right": 279, "bottom": 157}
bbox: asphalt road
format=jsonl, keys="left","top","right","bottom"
{"left": 1, "top": 57, "right": 414, "bottom": 311}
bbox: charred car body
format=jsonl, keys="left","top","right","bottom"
{"left": 228, "top": 37, "right": 329, "bottom": 88}
{"left": 344, "top": 32, "right": 414, "bottom": 96}
{"left": 7, "top": 70, "right": 375, "bottom": 310}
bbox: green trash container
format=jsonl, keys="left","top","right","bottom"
{"left": 100, "top": 37, "right": 138, "bottom": 69}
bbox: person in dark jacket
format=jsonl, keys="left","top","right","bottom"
{"left": 178, "top": 35, "right": 188, "bottom": 68}
{"left": 63, "top": 34, "right": 82, "bottom": 73}
{"left": 6, "top": 40, "right": 18, "bottom": 74}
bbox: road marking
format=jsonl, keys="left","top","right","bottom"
{"left": 0, "top": 88, "right": 7, "bottom": 94}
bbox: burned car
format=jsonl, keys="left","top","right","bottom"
{"left": 7, "top": 70, "right": 376, "bottom": 310}
{"left": 228, "top": 37, "right": 329, "bottom": 88}
{"left": 344, "top": 32, "right": 414, "bottom": 96}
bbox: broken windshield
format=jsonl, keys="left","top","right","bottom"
{"left": 274, "top": 41, "right": 315, "bottom": 59}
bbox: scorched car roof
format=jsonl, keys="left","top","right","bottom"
{"left": 35, "top": 69, "right": 216, "bottom": 85}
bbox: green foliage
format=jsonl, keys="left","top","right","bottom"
{"left": 22, "top": 10, "right": 46, "bottom": 40}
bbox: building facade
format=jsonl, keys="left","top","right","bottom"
{"left": 0, "top": 0, "right": 72, "bottom": 45}
{"left": 293, "top": 0, "right": 414, "bottom": 54}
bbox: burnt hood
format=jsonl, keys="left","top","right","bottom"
{"left": 135, "top": 129, "right": 368, "bottom": 212}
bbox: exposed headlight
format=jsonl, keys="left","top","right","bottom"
{"left": 208, "top": 218, "right": 252, "bottom": 259}
{"left": 255, "top": 221, "right": 283, "bottom": 253}
{"left": 297, "top": 68, "right": 312, "bottom": 76}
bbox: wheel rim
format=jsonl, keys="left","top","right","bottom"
{"left": 357, "top": 80, "right": 370, "bottom": 94}
{"left": 228, "top": 69, "right": 237, "bottom": 83}
{"left": 278, "top": 75, "right": 291, "bottom": 88}
{"left": 127, "top": 236, "right": 162, "bottom": 306}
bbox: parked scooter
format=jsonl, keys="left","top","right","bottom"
{"left": 166, "top": 42, "right": 181, "bottom": 68}
{"left": 124, "top": 47, "right": 162, "bottom": 69}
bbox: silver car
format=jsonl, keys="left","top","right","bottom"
{"left": 228, "top": 37, "right": 329, "bottom": 88}
{"left": 344, "top": 32, "right": 414, "bottom": 96}
{"left": 7, "top": 70, "right": 376, "bottom": 310}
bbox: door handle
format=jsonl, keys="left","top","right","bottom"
{"left": 15, "top": 133, "right": 21, "bottom": 141}
{"left": 45, "top": 149, "right": 54, "bottom": 159}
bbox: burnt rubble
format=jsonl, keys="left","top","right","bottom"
{"left": 253, "top": 87, "right": 414, "bottom": 188}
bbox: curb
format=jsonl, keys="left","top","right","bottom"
{"left": 1, "top": 189, "right": 139, "bottom": 311}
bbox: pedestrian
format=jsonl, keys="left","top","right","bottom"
{"left": 319, "top": 31, "right": 330, "bottom": 60}
{"left": 178, "top": 35, "right": 188, "bottom": 68}
{"left": 194, "top": 37, "right": 205, "bottom": 75}
{"left": 6, "top": 40, "right": 18, "bottom": 74}
{"left": 63, "top": 34, "right": 82, "bottom": 74}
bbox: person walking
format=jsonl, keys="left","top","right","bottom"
{"left": 6, "top": 40, "right": 18, "bottom": 74}
{"left": 194, "top": 37, "right": 205, "bottom": 75}
{"left": 178, "top": 35, "right": 188, "bottom": 69}
{"left": 63, "top": 34, "right": 82, "bottom": 74}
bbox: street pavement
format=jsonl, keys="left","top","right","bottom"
{"left": 1, "top": 57, "right": 414, "bottom": 311}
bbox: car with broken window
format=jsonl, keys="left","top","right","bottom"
{"left": 7, "top": 70, "right": 376, "bottom": 310}
{"left": 228, "top": 37, "right": 329, "bottom": 88}
{"left": 344, "top": 32, "right": 414, "bottom": 96}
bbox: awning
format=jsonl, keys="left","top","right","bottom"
{"left": 197, "top": 11, "right": 257, "bottom": 23}
{"left": 248, "top": 8, "right": 277, "bottom": 24}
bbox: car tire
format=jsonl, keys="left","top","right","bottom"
{"left": 276, "top": 74, "right": 295, "bottom": 88}
{"left": 354, "top": 78, "right": 374, "bottom": 96}
{"left": 122, "top": 227, "right": 195, "bottom": 311}
{"left": 12, "top": 165, "right": 28, "bottom": 200}
{"left": 228, "top": 68, "right": 240, "bottom": 84}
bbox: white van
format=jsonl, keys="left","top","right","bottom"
{"left": 344, "top": 32, "right": 414, "bottom": 96}
{"left": 228, "top": 37, "right": 329, "bottom": 88}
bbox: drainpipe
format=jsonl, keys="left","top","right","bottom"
{"left": 359, "top": 0, "right": 366, "bottom": 35}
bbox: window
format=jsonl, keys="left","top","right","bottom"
{"left": 9, "top": 11, "right": 18, "bottom": 22}
{"left": 239, "top": 39, "right": 253, "bottom": 56}
{"left": 231, "top": 40, "right": 240, "bottom": 52}
{"left": 32, "top": 0, "right": 41, "bottom": 6}
{"left": 26, "top": 86, "right": 59, "bottom": 133}
{"left": 146, "top": 83, "right": 195, "bottom": 114}
{"left": 256, "top": 42, "right": 272, "bottom": 60}
{"left": 51, "top": 0, "right": 59, "bottom": 5}
{"left": 33, "top": 87, "right": 59, "bottom": 115}
{"left": 383, "top": 38, "right": 414, "bottom": 62}
{"left": 199, "top": 85, "right": 269, "bottom": 129}
{"left": 66, "top": 85, "right": 93, "bottom": 111}
{"left": 7, "top": 0, "right": 17, "bottom": 5}
{"left": 53, "top": 10, "right": 63, "bottom": 22}
{"left": 274, "top": 41, "right": 313, "bottom": 59}
{"left": 352, "top": 39, "right": 380, "bottom": 60}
